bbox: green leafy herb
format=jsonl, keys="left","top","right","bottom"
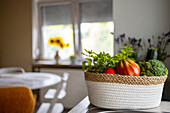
{"left": 113, "top": 45, "right": 135, "bottom": 62}
{"left": 81, "top": 45, "right": 135, "bottom": 72}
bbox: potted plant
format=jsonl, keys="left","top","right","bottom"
{"left": 48, "top": 36, "right": 69, "bottom": 62}
{"left": 69, "top": 55, "right": 76, "bottom": 64}
{"left": 147, "top": 31, "right": 170, "bottom": 62}
{"left": 113, "top": 31, "right": 170, "bottom": 62}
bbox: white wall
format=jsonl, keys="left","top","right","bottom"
{"left": 113, "top": 0, "right": 170, "bottom": 38}
{"left": 113, "top": 0, "right": 170, "bottom": 71}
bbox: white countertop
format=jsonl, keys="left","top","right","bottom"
{"left": 69, "top": 97, "right": 170, "bottom": 113}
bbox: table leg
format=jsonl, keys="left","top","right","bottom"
{"left": 32, "top": 67, "right": 40, "bottom": 72}
{"left": 32, "top": 89, "right": 41, "bottom": 113}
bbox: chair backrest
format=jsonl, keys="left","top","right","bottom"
{"left": 0, "top": 67, "right": 25, "bottom": 74}
{"left": 0, "top": 86, "right": 35, "bottom": 113}
{"left": 57, "top": 72, "right": 70, "bottom": 99}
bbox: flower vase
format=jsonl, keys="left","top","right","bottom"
{"left": 55, "top": 51, "right": 60, "bottom": 63}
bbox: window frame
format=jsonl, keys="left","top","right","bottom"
{"left": 37, "top": 0, "right": 113, "bottom": 59}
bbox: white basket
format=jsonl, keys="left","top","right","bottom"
{"left": 84, "top": 71, "right": 167, "bottom": 109}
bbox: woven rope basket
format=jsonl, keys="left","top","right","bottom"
{"left": 84, "top": 71, "right": 167, "bottom": 109}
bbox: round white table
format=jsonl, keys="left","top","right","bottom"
{"left": 0, "top": 72, "right": 62, "bottom": 112}
{"left": 0, "top": 72, "right": 61, "bottom": 90}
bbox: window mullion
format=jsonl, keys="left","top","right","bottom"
{"left": 78, "top": 0, "right": 82, "bottom": 56}
{"left": 38, "top": 3, "right": 44, "bottom": 59}
{"left": 71, "top": 0, "right": 76, "bottom": 56}
{"left": 73, "top": 0, "right": 81, "bottom": 57}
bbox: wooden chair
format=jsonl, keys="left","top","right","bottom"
{"left": 0, "top": 86, "right": 35, "bottom": 113}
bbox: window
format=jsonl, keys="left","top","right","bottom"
{"left": 40, "top": 3, "right": 74, "bottom": 59}
{"left": 80, "top": 0, "right": 114, "bottom": 55}
{"left": 38, "top": 0, "right": 113, "bottom": 60}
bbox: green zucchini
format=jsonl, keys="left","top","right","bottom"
{"left": 146, "top": 48, "right": 158, "bottom": 61}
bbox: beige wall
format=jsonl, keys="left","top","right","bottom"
{"left": 0, "top": 0, "right": 32, "bottom": 71}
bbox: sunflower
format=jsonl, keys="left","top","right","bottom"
{"left": 48, "top": 36, "right": 70, "bottom": 49}
{"left": 48, "top": 37, "right": 55, "bottom": 45}
{"left": 60, "top": 43, "right": 65, "bottom": 49}
{"left": 54, "top": 37, "right": 64, "bottom": 46}
{"left": 55, "top": 37, "right": 63, "bottom": 44}
{"left": 66, "top": 43, "right": 70, "bottom": 47}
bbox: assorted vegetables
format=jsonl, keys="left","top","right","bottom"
{"left": 82, "top": 45, "right": 168, "bottom": 76}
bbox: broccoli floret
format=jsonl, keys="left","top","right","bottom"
{"left": 140, "top": 72, "right": 146, "bottom": 76}
{"left": 146, "top": 70, "right": 154, "bottom": 76}
{"left": 164, "top": 68, "right": 168, "bottom": 76}
{"left": 141, "top": 66, "right": 146, "bottom": 72}
{"left": 143, "top": 62, "right": 153, "bottom": 70}
{"left": 139, "top": 60, "right": 168, "bottom": 76}
{"left": 149, "top": 60, "right": 168, "bottom": 76}
{"left": 139, "top": 62, "right": 145, "bottom": 72}
{"left": 149, "top": 60, "right": 165, "bottom": 68}
{"left": 138, "top": 62, "right": 143, "bottom": 67}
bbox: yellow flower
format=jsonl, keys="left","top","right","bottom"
{"left": 48, "top": 36, "right": 70, "bottom": 49}
{"left": 48, "top": 37, "right": 55, "bottom": 45}
{"left": 60, "top": 43, "right": 65, "bottom": 49}
{"left": 66, "top": 43, "right": 70, "bottom": 47}
{"left": 53, "top": 37, "right": 60, "bottom": 46}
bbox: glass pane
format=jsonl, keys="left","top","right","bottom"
{"left": 80, "top": 0, "right": 114, "bottom": 55}
{"left": 81, "top": 22, "right": 114, "bottom": 55}
{"left": 41, "top": 3, "right": 74, "bottom": 59}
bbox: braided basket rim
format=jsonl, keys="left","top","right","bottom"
{"left": 84, "top": 71, "right": 167, "bottom": 85}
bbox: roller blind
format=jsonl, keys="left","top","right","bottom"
{"left": 41, "top": 3, "right": 72, "bottom": 25}
{"left": 41, "top": 0, "right": 113, "bottom": 25}
{"left": 80, "top": 0, "right": 113, "bottom": 23}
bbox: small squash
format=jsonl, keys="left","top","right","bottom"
{"left": 146, "top": 48, "right": 158, "bottom": 61}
